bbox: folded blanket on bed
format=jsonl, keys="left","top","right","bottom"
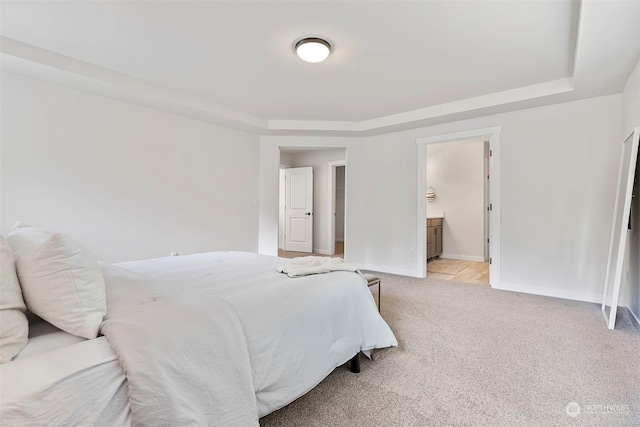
{"left": 277, "top": 256, "right": 359, "bottom": 278}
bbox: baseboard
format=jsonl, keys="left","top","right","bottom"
{"left": 351, "top": 266, "right": 619, "bottom": 307}
{"left": 627, "top": 306, "right": 640, "bottom": 333}
{"left": 313, "top": 248, "right": 331, "bottom": 255}
{"left": 440, "top": 253, "right": 486, "bottom": 262}
{"left": 356, "top": 263, "right": 421, "bottom": 278}
{"left": 278, "top": 244, "right": 284, "bottom": 250}
{"left": 500, "top": 281, "right": 602, "bottom": 304}
{"left": 335, "top": 238, "right": 344, "bottom": 243}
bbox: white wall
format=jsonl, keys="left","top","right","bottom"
{"left": 371, "top": 95, "right": 622, "bottom": 302}
{"left": 1, "top": 71, "right": 260, "bottom": 263}
{"left": 426, "top": 140, "right": 485, "bottom": 261}
{"left": 279, "top": 152, "right": 294, "bottom": 166}
{"left": 259, "top": 94, "right": 622, "bottom": 302}
{"left": 623, "top": 57, "right": 640, "bottom": 137}
{"left": 2, "top": 67, "right": 628, "bottom": 308}
{"left": 622, "top": 56, "right": 640, "bottom": 325}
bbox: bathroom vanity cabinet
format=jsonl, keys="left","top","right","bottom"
{"left": 427, "top": 217, "right": 443, "bottom": 260}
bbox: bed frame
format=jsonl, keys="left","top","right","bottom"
{"left": 350, "top": 353, "right": 360, "bottom": 373}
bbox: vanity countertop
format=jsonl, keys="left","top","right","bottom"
{"left": 426, "top": 211, "right": 444, "bottom": 219}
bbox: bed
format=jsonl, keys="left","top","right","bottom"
{"left": 1, "top": 251, "right": 397, "bottom": 426}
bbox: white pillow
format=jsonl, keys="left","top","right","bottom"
{"left": 0, "top": 235, "right": 29, "bottom": 363}
{"left": 7, "top": 224, "right": 106, "bottom": 339}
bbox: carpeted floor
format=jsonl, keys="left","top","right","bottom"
{"left": 260, "top": 273, "right": 640, "bottom": 426}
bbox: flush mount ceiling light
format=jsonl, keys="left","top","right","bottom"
{"left": 295, "top": 37, "right": 332, "bottom": 63}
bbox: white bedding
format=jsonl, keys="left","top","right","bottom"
{"left": 0, "top": 337, "right": 131, "bottom": 426}
{"left": 0, "top": 251, "right": 397, "bottom": 426}
{"left": 14, "top": 319, "right": 86, "bottom": 361}
{"left": 103, "top": 251, "right": 397, "bottom": 425}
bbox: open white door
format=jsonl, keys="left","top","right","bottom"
{"left": 284, "top": 167, "right": 313, "bottom": 253}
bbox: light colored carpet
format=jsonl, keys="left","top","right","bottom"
{"left": 260, "top": 273, "right": 640, "bottom": 426}
{"left": 427, "top": 258, "right": 472, "bottom": 275}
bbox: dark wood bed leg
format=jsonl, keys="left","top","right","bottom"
{"left": 350, "top": 352, "right": 361, "bottom": 373}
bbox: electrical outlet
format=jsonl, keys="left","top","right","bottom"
{"left": 171, "top": 252, "right": 179, "bottom": 257}
{"left": 392, "top": 247, "right": 397, "bottom": 255}
{"left": 409, "top": 249, "right": 415, "bottom": 257}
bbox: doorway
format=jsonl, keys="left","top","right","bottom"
{"left": 425, "top": 139, "right": 490, "bottom": 285}
{"left": 329, "top": 161, "right": 346, "bottom": 258}
{"left": 416, "top": 126, "right": 502, "bottom": 288}
{"left": 278, "top": 148, "right": 346, "bottom": 259}
{"left": 335, "top": 166, "right": 345, "bottom": 257}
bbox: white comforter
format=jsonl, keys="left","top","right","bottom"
{"left": 100, "top": 252, "right": 397, "bottom": 426}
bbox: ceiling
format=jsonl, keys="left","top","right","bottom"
{"left": 1, "top": 1, "right": 639, "bottom": 136}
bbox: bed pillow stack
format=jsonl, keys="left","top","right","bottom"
{"left": 7, "top": 223, "right": 106, "bottom": 340}
{"left": 0, "top": 235, "right": 29, "bottom": 363}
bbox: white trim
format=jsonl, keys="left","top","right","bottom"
{"left": 0, "top": 39, "right": 267, "bottom": 133}
{"left": 417, "top": 143, "right": 427, "bottom": 278}
{"left": 416, "top": 126, "right": 502, "bottom": 289}
{"left": 277, "top": 164, "right": 291, "bottom": 251}
{"left": 313, "top": 249, "right": 331, "bottom": 256}
{"left": 268, "top": 79, "right": 571, "bottom": 134}
{"left": 328, "top": 160, "right": 346, "bottom": 256}
{"left": 416, "top": 127, "right": 503, "bottom": 145}
{"left": 352, "top": 80, "right": 572, "bottom": 133}
{"left": 500, "top": 282, "right": 602, "bottom": 304}
{"left": 489, "top": 132, "right": 502, "bottom": 288}
{"left": 439, "top": 254, "right": 486, "bottom": 262}
{"left": 2, "top": 37, "right": 578, "bottom": 137}
{"left": 627, "top": 307, "right": 640, "bottom": 334}
{"left": 356, "top": 264, "right": 422, "bottom": 278}
{"left": 483, "top": 141, "right": 491, "bottom": 261}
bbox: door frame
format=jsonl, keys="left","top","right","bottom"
{"left": 328, "top": 160, "right": 346, "bottom": 256}
{"left": 278, "top": 163, "right": 290, "bottom": 250}
{"left": 416, "top": 126, "right": 502, "bottom": 288}
{"left": 484, "top": 141, "right": 491, "bottom": 262}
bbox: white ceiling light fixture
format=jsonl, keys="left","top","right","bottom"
{"left": 295, "top": 37, "right": 332, "bottom": 63}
